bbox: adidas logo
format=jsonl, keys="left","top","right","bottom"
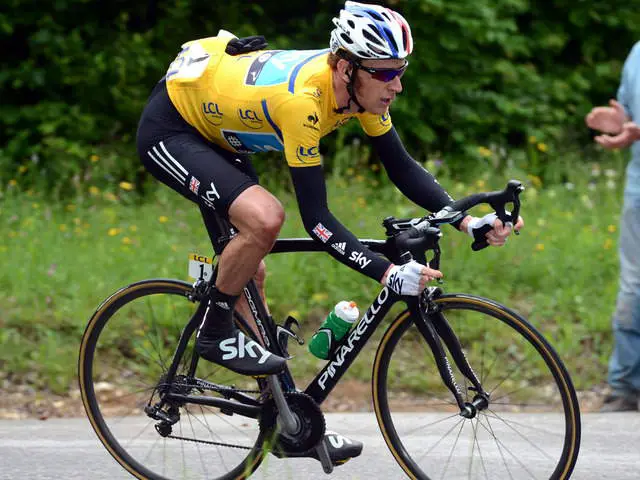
{"left": 215, "top": 301, "right": 231, "bottom": 310}
{"left": 219, "top": 333, "right": 272, "bottom": 364}
{"left": 331, "top": 242, "right": 346, "bottom": 255}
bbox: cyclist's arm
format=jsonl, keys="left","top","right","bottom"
{"left": 289, "top": 165, "right": 392, "bottom": 282}
{"left": 368, "top": 127, "right": 467, "bottom": 229}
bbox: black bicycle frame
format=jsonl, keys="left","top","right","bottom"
{"left": 160, "top": 237, "right": 486, "bottom": 418}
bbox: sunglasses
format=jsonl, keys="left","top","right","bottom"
{"left": 357, "top": 61, "right": 409, "bottom": 82}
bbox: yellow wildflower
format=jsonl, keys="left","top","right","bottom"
{"left": 535, "top": 243, "right": 545, "bottom": 252}
{"left": 90, "top": 154, "right": 100, "bottom": 162}
{"left": 122, "top": 237, "right": 132, "bottom": 245}
{"left": 537, "top": 143, "right": 548, "bottom": 152}
{"left": 159, "top": 216, "right": 169, "bottom": 223}
{"left": 59, "top": 224, "right": 67, "bottom": 232}
{"left": 89, "top": 186, "right": 100, "bottom": 196}
{"left": 18, "top": 165, "right": 28, "bottom": 174}
{"left": 104, "top": 192, "right": 118, "bottom": 202}
{"left": 603, "top": 238, "right": 613, "bottom": 250}
{"left": 129, "top": 225, "right": 138, "bottom": 232}
{"left": 108, "top": 228, "right": 121, "bottom": 236}
{"left": 8, "top": 179, "right": 17, "bottom": 186}
{"left": 357, "top": 197, "right": 366, "bottom": 207}
{"left": 476, "top": 179, "right": 486, "bottom": 189}
{"left": 529, "top": 135, "right": 537, "bottom": 144}
{"left": 119, "top": 181, "right": 134, "bottom": 191}
{"left": 478, "top": 147, "right": 492, "bottom": 158}
{"left": 607, "top": 225, "right": 616, "bottom": 233}
{"left": 311, "top": 292, "right": 329, "bottom": 303}
{"left": 527, "top": 174, "right": 542, "bottom": 189}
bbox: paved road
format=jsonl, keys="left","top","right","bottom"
{"left": 0, "top": 412, "right": 638, "bottom": 479}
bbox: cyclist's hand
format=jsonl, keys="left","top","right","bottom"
{"left": 381, "top": 261, "right": 443, "bottom": 296}
{"left": 463, "top": 213, "right": 524, "bottom": 247}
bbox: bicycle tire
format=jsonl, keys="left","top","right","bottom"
{"left": 78, "top": 279, "right": 269, "bottom": 480}
{"left": 372, "top": 293, "right": 581, "bottom": 480}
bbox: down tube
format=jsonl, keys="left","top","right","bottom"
{"left": 305, "top": 287, "right": 400, "bottom": 404}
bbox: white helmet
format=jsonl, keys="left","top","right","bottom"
{"left": 330, "top": 1, "right": 413, "bottom": 60}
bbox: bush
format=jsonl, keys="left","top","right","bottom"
{"left": 1, "top": 0, "right": 639, "bottom": 194}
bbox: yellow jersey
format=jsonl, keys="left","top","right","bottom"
{"left": 165, "top": 35, "right": 393, "bottom": 168}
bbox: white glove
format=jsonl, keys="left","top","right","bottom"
{"left": 384, "top": 261, "right": 425, "bottom": 296}
{"left": 465, "top": 213, "right": 498, "bottom": 238}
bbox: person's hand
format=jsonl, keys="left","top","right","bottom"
{"left": 585, "top": 99, "right": 626, "bottom": 134}
{"left": 381, "top": 261, "right": 443, "bottom": 296}
{"left": 595, "top": 121, "right": 640, "bottom": 150}
{"left": 461, "top": 213, "right": 524, "bottom": 247}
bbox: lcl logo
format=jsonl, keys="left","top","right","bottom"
{"left": 238, "top": 108, "right": 263, "bottom": 129}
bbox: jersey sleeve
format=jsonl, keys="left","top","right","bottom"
{"left": 357, "top": 110, "right": 393, "bottom": 137}
{"left": 273, "top": 95, "right": 323, "bottom": 167}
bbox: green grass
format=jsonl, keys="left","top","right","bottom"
{"left": 0, "top": 150, "right": 628, "bottom": 396}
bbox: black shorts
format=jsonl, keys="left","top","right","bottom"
{"left": 136, "top": 80, "right": 259, "bottom": 214}
{"left": 136, "top": 81, "right": 259, "bottom": 251}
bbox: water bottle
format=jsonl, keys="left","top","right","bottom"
{"left": 308, "top": 301, "right": 360, "bottom": 359}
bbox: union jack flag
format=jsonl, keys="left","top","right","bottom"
{"left": 189, "top": 176, "right": 200, "bottom": 194}
{"left": 312, "top": 223, "right": 333, "bottom": 243}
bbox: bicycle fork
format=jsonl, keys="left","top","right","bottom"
{"left": 409, "top": 288, "right": 490, "bottom": 418}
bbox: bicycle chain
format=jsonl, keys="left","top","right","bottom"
{"left": 162, "top": 380, "right": 264, "bottom": 449}
{"left": 170, "top": 381, "right": 261, "bottom": 395}
{"left": 167, "top": 434, "right": 252, "bottom": 450}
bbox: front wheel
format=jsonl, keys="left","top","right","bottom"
{"left": 372, "top": 293, "right": 581, "bottom": 480}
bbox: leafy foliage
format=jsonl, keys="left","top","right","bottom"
{"left": 1, "top": 0, "right": 639, "bottom": 193}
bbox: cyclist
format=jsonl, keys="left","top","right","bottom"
{"left": 136, "top": 0, "right": 523, "bottom": 465}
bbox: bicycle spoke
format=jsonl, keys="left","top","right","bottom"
{"left": 440, "top": 418, "right": 465, "bottom": 480}
{"left": 483, "top": 410, "right": 558, "bottom": 460}
{"left": 480, "top": 415, "right": 514, "bottom": 480}
{"left": 375, "top": 300, "right": 579, "bottom": 480}
{"left": 81, "top": 281, "right": 266, "bottom": 480}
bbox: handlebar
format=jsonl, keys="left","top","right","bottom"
{"left": 383, "top": 179, "right": 525, "bottom": 267}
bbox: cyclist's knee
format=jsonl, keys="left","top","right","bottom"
{"left": 229, "top": 186, "right": 285, "bottom": 249}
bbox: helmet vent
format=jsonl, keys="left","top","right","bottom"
{"left": 367, "top": 11, "right": 384, "bottom": 22}
{"left": 340, "top": 33, "right": 354, "bottom": 44}
{"left": 401, "top": 28, "right": 408, "bottom": 51}
{"left": 362, "top": 29, "right": 384, "bottom": 46}
{"left": 366, "top": 43, "right": 386, "bottom": 56}
{"left": 383, "top": 27, "right": 398, "bottom": 52}
{"left": 347, "top": 19, "right": 355, "bottom": 28}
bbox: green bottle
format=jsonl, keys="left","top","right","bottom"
{"left": 309, "top": 301, "right": 360, "bottom": 359}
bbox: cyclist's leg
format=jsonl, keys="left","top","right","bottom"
{"left": 136, "top": 81, "right": 285, "bottom": 375}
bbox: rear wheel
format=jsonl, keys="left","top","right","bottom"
{"left": 78, "top": 279, "right": 269, "bottom": 480}
{"left": 373, "top": 294, "right": 581, "bottom": 479}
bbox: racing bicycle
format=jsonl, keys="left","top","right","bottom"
{"left": 78, "top": 179, "right": 581, "bottom": 479}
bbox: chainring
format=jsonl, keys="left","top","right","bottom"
{"left": 259, "top": 391, "right": 326, "bottom": 455}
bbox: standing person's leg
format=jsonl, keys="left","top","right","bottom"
{"left": 604, "top": 194, "right": 640, "bottom": 411}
